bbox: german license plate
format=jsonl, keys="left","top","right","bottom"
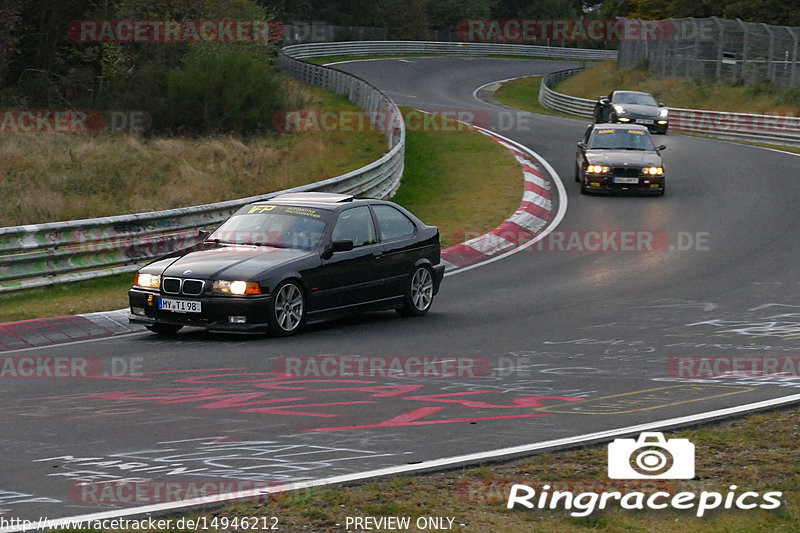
{"left": 614, "top": 177, "right": 639, "bottom": 184}
{"left": 637, "top": 119, "right": 654, "bottom": 125}
{"left": 158, "top": 298, "right": 201, "bottom": 313}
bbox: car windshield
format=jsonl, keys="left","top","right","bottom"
{"left": 588, "top": 128, "right": 656, "bottom": 150}
{"left": 208, "top": 205, "right": 329, "bottom": 250}
{"left": 613, "top": 92, "right": 658, "bottom": 106}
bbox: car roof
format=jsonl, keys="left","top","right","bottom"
{"left": 591, "top": 123, "right": 650, "bottom": 132}
{"left": 614, "top": 90, "right": 653, "bottom": 97}
{"left": 243, "top": 192, "right": 379, "bottom": 212}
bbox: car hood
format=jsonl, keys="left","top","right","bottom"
{"left": 616, "top": 104, "right": 660, "bottom": 118}
{"left": 160, "top": 244, "right": 317, "bottom": 280}
{"left": 586, "top": 150, "right": 662, "bottom": 167}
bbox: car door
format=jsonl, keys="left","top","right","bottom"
{"left": 576, "top": 125, "right": 592, "bottom": 179}
{"left": 370, "top": 204, "right": 419, "bottom": 297}
{"left": 315, "top": 206, "right": 386, "bottom": 310}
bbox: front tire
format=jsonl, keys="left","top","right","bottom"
{"left": 268, "top": 281, "right": 305, "bottom": 336}
{"left": 145, "top": 323, "right": 183, "bottom": 335}
{"left": 398, "top": 266, "right": 434, "bottom": 317}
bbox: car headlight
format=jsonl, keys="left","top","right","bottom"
{"left": 642, "top": 167, "right": 664, "bottom": 175}
{"left": 613, "top": 105, "right": 626, "bottom": 114}
{"left": 586, "top": 165, "right": 611, "bottom": 174}
{"left": 134, "top": 273, "right": 161, "bottom": 289}
{"left": 659, "top": 108, "right": 669, "bottom": 117}
{"left": 212, "top": 280, "right": 262, "bottom": 295}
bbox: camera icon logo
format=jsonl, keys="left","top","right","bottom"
{"left": 608, "top": 432, "right": 695, "bottom": 479}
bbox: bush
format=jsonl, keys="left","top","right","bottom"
{"left": 161, "top": 44, "right": 285, "bottom": 136}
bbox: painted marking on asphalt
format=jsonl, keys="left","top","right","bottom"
{"left": 536, "top": 384, "right": 754, "bottom": 414}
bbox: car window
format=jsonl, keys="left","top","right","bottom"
{"left": 332, "top": 206, "right": 376, "bottom": 247}
{"left": 209, "top": 207, "right": 327, "bottom": 250}
{"left": 589, "top": 128, "right": 656, "bottom": 150}
{"left": 613, "top": 92, "right": 658, "bottom": 106}
{"left": 373, "top": 205, "right": 416, "bottom": 241}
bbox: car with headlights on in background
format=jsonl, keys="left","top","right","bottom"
{"left": 575, "top": 124, "right": 666, "bottom": 196}
{"left": 129, "top": 192, "right": 445, "bottom": 336}
{"left": 594, "top": 90, "right": 669, "bottom": 134}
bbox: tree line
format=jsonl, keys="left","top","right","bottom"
{"left": 0, "top": 0, "right": 795, "bottom": 135}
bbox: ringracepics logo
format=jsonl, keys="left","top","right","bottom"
{"left": 608, "top": 432, "right": 693, "bottom": 479}
{"left": 507, "top": 432, "right": 783, "bottom": 517}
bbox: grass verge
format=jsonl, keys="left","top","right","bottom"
{"left": 495, "top": 61, "right": 800, "bottom": 117}
{"left": 492, "top": 75, "right": 574, "bottom": 118}
{"left": 0, "top": 109, "right": 524, "bottom": 321}
{"left": 555, "top": 61, "right": 800, "bottom": 115}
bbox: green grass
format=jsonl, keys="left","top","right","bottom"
{"left": 393, "top": 107, "right": 522, "bottom": 248}
{"left": 0, "top": 274, "right": 133, "bottom": 323}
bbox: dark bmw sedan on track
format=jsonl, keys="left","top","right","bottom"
{"left": 129, "top": 192, "right": 445, "bottom": 336}
{"left": 594, "top": 90, "right": 669, "bottom": 134}
{"left": 575, "top": 124, "right": 666, "bottom": 196}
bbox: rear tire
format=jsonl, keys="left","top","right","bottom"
{"left": 268, "top": 281, "right": 305, "bottom": 336}
{"left": 397, "top": 266, "right": 434, "bottom": 317}
{"left": 145, "top": 323, "right": 183, "bottom": 335}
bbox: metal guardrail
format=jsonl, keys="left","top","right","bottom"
{"left": 1, "top": 42, "right": 613, "bottom": 293}
{"left": 282, "top": 40, "right": 618, "bottom": 61}
{"left": 539, "top": 68, "right": 800, "bottom": 146}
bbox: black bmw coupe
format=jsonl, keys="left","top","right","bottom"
{"left": 129, "top": 192, "right": 445, "bottom": 336}
{"left": 575, "top": 124, "right": 667, "bottom": 196}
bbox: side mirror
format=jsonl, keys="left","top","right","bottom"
{"left": 323, "top": 240, "right": 353, "bottom": 259}
{"left": 198, "top": 229, "right": 211, "bottom": 240}
{"left": 332, "top": 240, "right": 354, "bottom": 252}
{"left": 600, "top": 98, "right": 609, "bottom": 105}
{"left": 658, "top": 102, "right": 665, "bottom": 107}
{"left": 657, "top": 145, "right": 667, "bottom": 151}
{"left": 577, "top": 141, "right": 586, "bottom": 149}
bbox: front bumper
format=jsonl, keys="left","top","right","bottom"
{"left": 585, "top": 175, "right": 665, "bottom": 195}
{"left": 128, "top": 288, "right": 273, "bottom": 333}
{"left": 616, "top": 116, "right": 668, "bottom": 132}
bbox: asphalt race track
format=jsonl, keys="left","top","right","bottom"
{"left": 2, "top": 58, "right": 800, "bottom": 527}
